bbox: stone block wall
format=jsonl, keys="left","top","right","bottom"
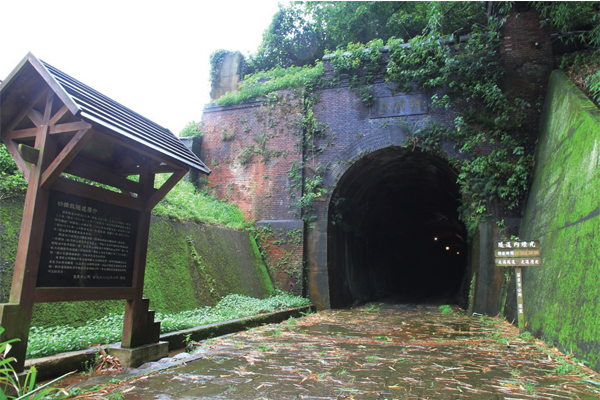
{"left": 507, "top": 70, "right": 600, "bottom": 371}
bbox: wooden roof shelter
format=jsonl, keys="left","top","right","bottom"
{"left": 1, "top": 52, "right": 210, "bottom": 186}
{"left": 0, "top": 53, "right": 210, "bottom": 371}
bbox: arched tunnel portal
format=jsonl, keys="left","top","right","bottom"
{"left": 327, "top": 147, "right": 468, "bottom": 308}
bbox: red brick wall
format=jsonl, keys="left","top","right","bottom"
{"left": 200, "top": 91, "right": 304, "bottom": 222}
{"left": 500, "top": 8, "right": 553, "bottom": 144}
{"left": 200, "top": 92, "right": 306, "bottom": 292}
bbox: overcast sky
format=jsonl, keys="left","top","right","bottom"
{"left": 1, "top": 0, "right": 284, "bottom": 135}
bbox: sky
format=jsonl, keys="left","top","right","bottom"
{"left": 0, "top": 0, "right": 284, "bottom": 135}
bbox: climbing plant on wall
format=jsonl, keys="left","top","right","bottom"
{"left": 209, "top": 5, "right": 549, "bottom": 236}
{"left": 384, "top": 15, "right": 534, "bottom": 233}
{"left": 324, "top": 12, "right": 534, "bottom": 233}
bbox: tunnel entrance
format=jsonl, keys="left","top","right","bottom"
{"left": 327, "top": 147, "right": 468, "bottom": 308}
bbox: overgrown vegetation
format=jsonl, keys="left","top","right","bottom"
{"left": 385, "top": 16, "right": 534, "bottom": 232}
{"left": 0, "top": 144, "right": 27, "bottom": 200}
{"left": 0, "top": 327, "right": 68, "bottom": 399}
{"left": 152, "top": 175, "right": 248, "bottom": 229}
{"left": 247, "top": 2, "right": 489, "bottom": 72}
{"left": 26, "top": 292, "right": 310, "bottom": 359}
{"left": 215, "top": 63, "right": 324, "bottom": 106}
{"left": 178, "top": 120, "right": 203, "bottom": 138}
{"left": 207, "top": 1, "right": 599, "bottom": 234}
{"left": 560, "top": 49, "right": 600, "bottom": 107}
{"left": 210, "top": 7, "right": 531, "bottom": 233}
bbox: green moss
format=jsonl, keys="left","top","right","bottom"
{"left": 0, "top": 198, "right": 23, "bottom": 302}
{"left": 250, "top": 234, "right": 276, "bottom": 296}
{"left": 519, "top": 70, "right": 600, "bottom": 372}
{"left": 144, "top": 219, "right": 205, "bottom": 312}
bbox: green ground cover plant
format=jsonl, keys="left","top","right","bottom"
{"left": 26, "top": 292, "right": 310, "bottom": 359}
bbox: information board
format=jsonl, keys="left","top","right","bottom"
{"left": 37, "top": 191, "right": 139, "bottom": 288}
{"left": 494, "top": 240, "right": 541, "bottom": 267}
{"left": 494, "top": 240, "right": 541, "bottom": 331}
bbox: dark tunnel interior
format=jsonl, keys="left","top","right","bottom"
{"left": 327, "top": 147, "right": 468, "bottom": 308}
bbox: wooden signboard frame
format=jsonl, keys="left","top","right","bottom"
{"left": 495, "top": 240, "right": 541, "bottom": 331}
{"left": 0, "top": 63, "right": 202, "bottom": 372}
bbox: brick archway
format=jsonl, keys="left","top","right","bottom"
{"left": 306, "top": 131, "right": 467, "bottom": 309}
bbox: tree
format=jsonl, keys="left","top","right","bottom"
{"left": 249, "top": 3, "right": 324, "bottom": 72}
{"left": 248, "top": 2, "right": 491, "bottom": 73}
{"left": 534, "top": 1, "right": 600, "bottom": 47}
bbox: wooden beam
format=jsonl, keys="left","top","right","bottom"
{"left": 151, "top": 164, "right": 180, "bottom": 174}
{"left": 40, "top": 129, "right": 94, "bottom": 189}
{"left": 63, "top": 160, "right": 143, "bottom": 194}
{"left": 49, "top": 105, "right": 70, "bottom": 126}
{"left": 2, "top": 139, "right": 31, "bottom": 182}
{"left": 122, "top": 164, "right": 155, "bottom": 348}
{"left": 3, "top": 88, "right": 48, "bottom": 134}
{"left": 17, "top": 144, "right": 39, "bottom": 164}
{"left": 27, "top": 108, "right": 43, "bottom": 127}
{"left": 49, "top": 121, "right": 92, "bottom": 134}
{"left": 52, "top": 176, "right": 144, "bottom": 211}
{"left": 119, "top": 163, "right": 179, "bottom": 176}
{"left": 4, "top": 128, "right": 38, "bottom": 140}
{"left": 93, "top": 126, "right": 189, "bottom": 174}
{"left": 35, "top": 287, "right": 136, "bottom": 302}
{"left": 145, "top": 168, "right": 188, "bottom": 211}
{"left": 4, "top": 121, "right": 93, "bottom": 141}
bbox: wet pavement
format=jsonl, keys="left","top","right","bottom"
{"left": 66, "top": 303, "right": 600, "bottom": 399}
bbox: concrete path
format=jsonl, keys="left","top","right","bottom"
{"left": 68, "top": 304, "right": 600, "bottom": 399}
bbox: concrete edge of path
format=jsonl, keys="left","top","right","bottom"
{"left": 27, "top": 305, "right": 314, "bottom": 381}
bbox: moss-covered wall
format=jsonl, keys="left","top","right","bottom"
{"left": 0, "top": 201, "right": 274, "bottom": 327}
{"left": 516, "top": 70, "right": 599, "bottom": 371}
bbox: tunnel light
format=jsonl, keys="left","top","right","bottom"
{"left": 456, "top": 251, "right": 460, "bottom": 255}
{"left": 445, "top": 246, "right": 450, "bottom": 250}
{"left": 434, "top": 237, "right": 438, "bottom": 241}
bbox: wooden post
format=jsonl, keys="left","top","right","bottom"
{"left": 494, "top": 240, "right": 541, "bottom": 333}
{"left": 0, "top": 92, "right": 56, "bottom": 372}
{"left": 122, "top": 163, "right": 156, "bottom": 348}
{"left": 515, "top": 267, "right": 525, "bottom": 332}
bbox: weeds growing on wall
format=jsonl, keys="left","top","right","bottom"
{"left": 327, "top": 39, "right": 386, "bottom": 106}
{"left": 253, "top": 225, "right": 304, "bottom": 281}
{"left": 214, "top": 63, "right": 324, "bottom": 106}
{"left": 331, "top": 14, "right": 534, "bottom": 234}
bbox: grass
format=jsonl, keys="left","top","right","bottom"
{"left": 26, "top": 292, "right": 310, "bottom": 359}
{"left": 439, "top": 305, "right": 453, "bottom": 315}
{"left": 214, "top": 63, "right": 324, "bottom": 106}
{"left": 152, "top": 176, "right": 248, "bottom": 229}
